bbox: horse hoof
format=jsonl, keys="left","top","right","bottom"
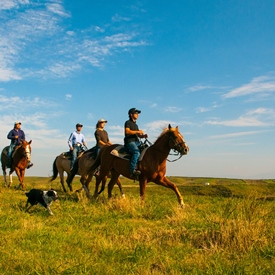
{"left": 179, "top": 201, "right": 185, "bottom": 209}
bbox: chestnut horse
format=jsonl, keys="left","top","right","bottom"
{"left": 77, "top": 125, "right": 189, "bottom": 207}
{"left": 1, "top": 140, "right": 32, "bottom": 190}
{"left": 51, "top": 148, "right": 124, "bottom": 196}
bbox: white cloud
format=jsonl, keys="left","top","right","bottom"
{"left": 223, "top": 75, "right": 275, "bottom": 98}
{"left": 209, "top": 130, "right": 268, "bottom": 139}
{"left": 46, "top": 3, "right": 70, "bottom": 17}
{"left": 206, "top": 116, "right": 268, "bottom": 127}
{"left": 0, "top": 67, "right": 21, "bottom": 81}
{"left": 0, "top": 1, "right": 148, "bottom": 82}
{"left": 205, "top": 107, "right": 275, "bottom": 127}
{"left": 164, "top": 106, "right": 182, "bottom": 113}
{"left": 0, "top": 0, "right": 29, "bottom": 11}
{"left": 187, "top": 84, "right": 229, "bottom": 92}
{"left": 65, "top": 94, "right": 72, "bottom": 100}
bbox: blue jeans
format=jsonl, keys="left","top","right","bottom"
{"left": 70, "top": 145, "right": 82, "bottom": 169}
{"left": 8, "top": 144, "right": 16, "bottom": 158}
{"left": 125, "top": 141, "right": 140, "bottom": 173}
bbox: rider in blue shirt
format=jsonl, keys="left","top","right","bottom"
{"left": 7, "top": 121, "right": 33, "bottom": 168}
{"left": 68, "top": 123, "right": 87, "bottom": 170}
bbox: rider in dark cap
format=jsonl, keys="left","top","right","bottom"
{"left": 124, "top": 108, "right": 148, "bottom": 178}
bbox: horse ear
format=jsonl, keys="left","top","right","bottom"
{"left": 168, "top": 124, "right": 172, "bottom": 130}
{"left": 29, "top": 140, "right": 32, "bottom": 144}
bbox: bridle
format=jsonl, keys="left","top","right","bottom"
{"left": 142, "top": 131, "right": 188, "bottom": 162}
{"left": 18, "top": 143, "right": 31, "bottom": 161}
{"left": 167, "top": 134, "right": 187, "bottom": 162}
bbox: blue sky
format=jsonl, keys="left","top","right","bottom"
{"left": 0, "top": 0, "right": 275, "bottom": 179}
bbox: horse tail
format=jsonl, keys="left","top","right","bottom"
{"left": 66, "top": 159, "right": 79, "bottom": 185}
{"left": 49, "top": 156, "right": 58, "bottom": 182}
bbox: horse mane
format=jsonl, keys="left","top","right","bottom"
{"left": 154, "top": 126, "right": 175, "bottom": 144}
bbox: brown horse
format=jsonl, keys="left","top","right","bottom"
{"left": 80, "top": 124, "right": 189, "bottom": 207}
{"left": 51, "top": 148, "right": 125, "bottom": 197}
{"left": 1, "top": 140, "right": 32, "bottom": 190}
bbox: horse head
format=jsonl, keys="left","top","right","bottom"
{"left": 168, "top": 124, "right": 189, "bottom": 155}
{"left": 19, "top": 140, "right": 32, "bottom": 162}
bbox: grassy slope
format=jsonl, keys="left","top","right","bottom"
{"left": 0, "top": 176, "right": 275, "bottom": 274}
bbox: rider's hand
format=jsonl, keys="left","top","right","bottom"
{"left": 144, "top": 134, "right": 148, "bottom": 138}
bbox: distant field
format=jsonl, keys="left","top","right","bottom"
{"left": 0, "top": 176, "right": 274, "bottom": 274}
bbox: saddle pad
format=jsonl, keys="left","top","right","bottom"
{"left": 110, "top": 145, "right": 129, "bottom": 159}
{"left": 110, "top": 145, "right": 149, "bottom": 161}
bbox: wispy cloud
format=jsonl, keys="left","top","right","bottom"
{"left": 205, "top": 108, "right": 275, "bottom": 127}
{"left": 0, "top": 0, "right": 148, "bottom": 82}
{"left": 209, "top": 130, "right": 269, "bottom": 139}
{"left": 65, "top": 94, "right": 72, "bottom": 100}
{"left": 0, "top": 94, "right": 57, "bottom": 110}
{"left": 223, "top": 75, "right": 275, "bottom": 98}
{"left": 196, "top": 102, "right": 220, "bottom": 113}
{"left": 164, "top": 106, "right": 182, "bottom": 113}
{"left": 187, "top": 84, "right": 229, "bottom": 92}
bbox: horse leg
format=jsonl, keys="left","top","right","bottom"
{"left": 153, "top": 176, "right": 185, "bottom": 208}
{"left": 8, "top": 171, "right": 13, "bottom": 188}
{"left": 92, "top": 175, "right": 104, "bottom": 199}
{"left": 60, "top": 173, "right": 67, "bottom": 192}
{"left": 116, "top": 177, "right": 125, "bottom": 198}
{"left": 97, "top": 175, "right": 107, "bottom": 196}
{"left": 15, "top": 168, "right": 25, "bottom": 190}
{"left": 139, "top": 178, "right": 148, "bottom": 207}
{"left": 107, "top": 172, "right": 120, "bottom": 199}
{"left": 80, "top": 174, "right": 91, "bottom": 198}
{"left": 2, "top": 168, "right": 8, "bottom": 187}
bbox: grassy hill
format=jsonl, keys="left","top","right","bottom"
{"left": 0, "top": 176, "right": 274, "bottom": 274}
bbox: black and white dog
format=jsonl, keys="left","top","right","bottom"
{"left": 25, "top": 189, "right": 58, "bottom": 215}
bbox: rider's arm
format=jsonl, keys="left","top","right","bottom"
{"left": 68, "top": 133, "right": 74, "bottom": 149}
{"left": 7, "top": 130, "right": 15, "bottom": 140}
{"left": 125, "top": 127, "right": 143, "bottom": 136}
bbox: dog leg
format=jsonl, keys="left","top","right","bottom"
{"left": 25, "top": 203, "right": 33, "bottom": 213}
{"left": 47, "top": 206, "right": 54, "bottom": 215}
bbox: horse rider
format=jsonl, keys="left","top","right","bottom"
{"left": 94, "top": 118, "right": 113, "bottom": 155}
{"left": 124, "top": 108, "right": 148, "bottom": 178}
{"left": 7, "top": 121, "right": 33, "bottom": 168}
{"left": 68, "top": 123, "right": 87, "bottom": 171}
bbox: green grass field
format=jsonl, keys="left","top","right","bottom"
{"left": 0, "top": 176, "right": 275, "bottom": 274}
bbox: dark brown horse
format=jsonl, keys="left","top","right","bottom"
{"left": 1, "top": 140, "right": 32, "bottom": 190}
{"left": 79, "top": 124, "right": 189, "bottom": 207}
{"left": 51, "top": 148, "right": 125, "bottom": 197}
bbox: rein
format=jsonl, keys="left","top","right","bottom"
{"left": 142, "top": 137, "right": 184, "bottom": 162}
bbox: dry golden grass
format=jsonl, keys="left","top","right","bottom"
{"left": 0, "top": 176, "right": 274, "bottom": 274}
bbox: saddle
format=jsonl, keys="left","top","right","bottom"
{"left": 110, "top": 144, "right": 149, "bottom": 161}
{"left": 61, "top": 146, "right": 97, "bottom": 160}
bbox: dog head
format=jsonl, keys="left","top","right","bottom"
{"left": 43, "top": 189, "right": 58, "bottom": 204}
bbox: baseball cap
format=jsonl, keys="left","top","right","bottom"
{"left": 98, "top": 119, "right": 108, "bottom": 123}
{"left": 128, "top": 108, "right": 141, "bottom": 115}
{"left": 76, "top": 123, "right": 83, "bottom": 127}
{"left": 14, "top": 121, "right": 21, "bottom": 125}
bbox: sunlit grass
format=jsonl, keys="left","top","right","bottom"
{"left": 0, "top": 176, "right": 275, "bottom": 274}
